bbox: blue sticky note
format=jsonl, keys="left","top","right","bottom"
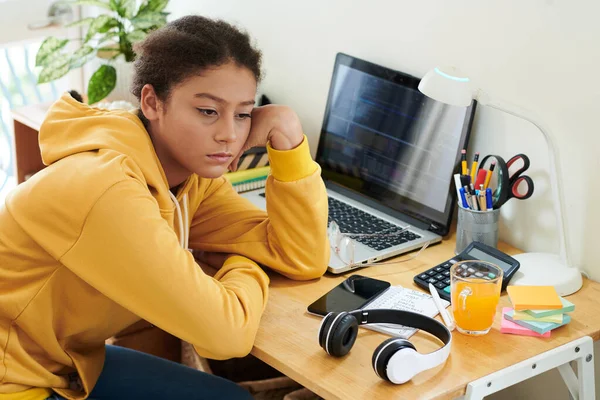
{"left": 505, "top": 309, "right": 571, "bottom": 334}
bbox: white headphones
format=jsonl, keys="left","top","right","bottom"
{"left": 318, "top": 309, "right": 452, "bottom": 384}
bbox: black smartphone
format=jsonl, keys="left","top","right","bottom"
{"left": 307, "top": 275, "right": 391, "bottom": 316}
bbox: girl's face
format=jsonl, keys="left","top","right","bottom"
{"left": 143, "top": 62, "right": 257, "bottom": 186}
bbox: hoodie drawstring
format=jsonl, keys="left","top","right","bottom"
{"left": 168, "top": 192, "right": 189, "bottom": 249}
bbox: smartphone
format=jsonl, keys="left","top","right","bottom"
{"left": 307, "top": 275, "right": 391, "bottom": 316}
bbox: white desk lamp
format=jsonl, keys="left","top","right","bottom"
{"left": 418, "top": 67, "right": 582, "bottom": 296}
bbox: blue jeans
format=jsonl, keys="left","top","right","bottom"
{"left": 47, "top": 345, "right": 252, "bottom": 400}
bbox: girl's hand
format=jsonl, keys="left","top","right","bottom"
{"left": 229, "top": 105, "right": 304, "bottom": 172}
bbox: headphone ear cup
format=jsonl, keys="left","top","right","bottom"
{"left": 323, "top": 312, "right": 358, "bottom": 357}
{"left": 318, "top": 313, "right": 336, "bottom": 349}
{"left": 372, "top": 338, "right": 416, "bottom": 382}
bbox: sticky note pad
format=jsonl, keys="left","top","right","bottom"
{"left": 524, "top": 297, "right": 575, "bottom": 318}
{"left": 506, "top": 286, "right": 562, "bottom": 310}
{"left": 500, "top": 308, "right": 550, "bottom": 337}
{"left": 513, "top": 310, "right": 564, "bottom": 324}
{"left": 505, "top": 309, "right": 571, "bottom": 334}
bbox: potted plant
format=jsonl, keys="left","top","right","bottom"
{"left": 35, "top": 0, "right": 170, "bottom": 104}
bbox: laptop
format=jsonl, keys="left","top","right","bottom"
{"left": 242, "top": 53, "right": 476, "bottom": 274}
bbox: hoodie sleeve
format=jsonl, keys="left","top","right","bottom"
{"left": 59, "top": 178, "right": 269, "bottom": 360}
{"left": 188, "top": 136, "right": 330, "bottom": 280}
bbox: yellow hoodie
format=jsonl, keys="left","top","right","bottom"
{"left": 0, "top": 93, "right": 329, "bottom": 399}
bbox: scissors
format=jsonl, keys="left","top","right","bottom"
{"left": 478, "top": 154, "right": 535, "bottom": 209}
{"left": 505, "top": 154, "right": 534, "bottom": 201}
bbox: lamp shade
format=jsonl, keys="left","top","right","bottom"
{"left": 418, "top": 67, "right": 473, "bottom": 107}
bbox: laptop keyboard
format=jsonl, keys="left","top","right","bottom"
{"left": 328, "top": 197, "right": 421, "bottom": 251}
{"left": 258, "top": 192, "right": 422, "bottom": 251}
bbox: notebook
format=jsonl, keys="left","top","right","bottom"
{"left": 506, "top": 286, "right": 563, "bottom": 310}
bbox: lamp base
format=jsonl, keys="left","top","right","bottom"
{"left": 508, "top": 253, "right": 583, "bottom": 296}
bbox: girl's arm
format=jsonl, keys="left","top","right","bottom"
{"left": 188, "top": 135, "right": 330, "bottom": 280}
{"left": 60, "top": 178, "right": 269, "bottom": 360}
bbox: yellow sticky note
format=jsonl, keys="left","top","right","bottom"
{"left": 512, "top": 310, "right": 564, "bottom": 324}
{"left": 506, "top": 286, "right": 563, "bottom": 311}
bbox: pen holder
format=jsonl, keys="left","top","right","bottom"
{"left": 455, "top": 207, "right": 500, "bottom": 255}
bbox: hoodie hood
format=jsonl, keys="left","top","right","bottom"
{"left": 39, "top": 92, "right": 170, "bottom": 195}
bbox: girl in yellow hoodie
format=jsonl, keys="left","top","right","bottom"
{"left": 0, "top": 15, "right": 329, "bottom": 400}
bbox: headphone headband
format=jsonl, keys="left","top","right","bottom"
{"left": 314, "top": 308, "right": 453, "bottom": 384}
{"left": 348, "top": 309, "right": 451, "bottom": 345}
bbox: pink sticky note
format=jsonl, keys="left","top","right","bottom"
{"left": 500, "top": 307, "right": 551, "bottom": 337}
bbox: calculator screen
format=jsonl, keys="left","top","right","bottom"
{"left": 466, "top": 248, "right": 513, "bottom": 271}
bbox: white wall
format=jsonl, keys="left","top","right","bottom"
{"left": 167, "top": 1, "right": 600, "bottom": 396}
{"left": 168, "top": 0, "right": 600, "bottom": 280}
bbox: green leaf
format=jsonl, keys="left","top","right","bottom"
{"left": 69, "top": 45, "right": 95, "bottom": 69}
{"left": 126, "top": 29, "right": 147, "bottom": 43}
{"left": 87, "top": 64, "right": 117, "bottom": 104}
{"left": 65, "top": 17, "right": 94, "bottom": 28}
{"left": 85, "top": 15, "right": 119, "bottom": 42}
{"left": 136, "top": 0, "right": 168, "bottom": 15}
{"left": 121, "top": 0, "right": 136, "bottom": 18}
{"left": 67, "top": 0, "right": 112, "bottom": 11}
{"left": 96, "top": 47, "right": 120, "bottom": 59}
{"left": 131, "top": 10, "right": 167, "bottom": 29}
{"left": 36, "top": 37, "right": 69, "bottom": 67}
{"left": 96, "top": 32, "right": 119, "bottom": 46}
{"left": 147, "top": 0, "right": 168, "bottom": 12}
{"left": 38, "top": 57, "right": 70, "bottom": 84}
{"left": 108, "top": 0, "right": 135, "bottom": 17}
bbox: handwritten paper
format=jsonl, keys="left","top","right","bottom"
{"left": 362, "top": 286, "right": 450, "bottom": 339}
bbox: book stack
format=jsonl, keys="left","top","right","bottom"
{"left": 500, "top": 286, "right": 575, "bottom": 337}
{"left": 224, "top": 147, "right": 270, "bottom": 193}
{"left": 225, "top": 166, "right": 270, "bottom": 193}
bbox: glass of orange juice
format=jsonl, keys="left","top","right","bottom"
{"left": 451, "top": 260, "right": 503, "bottom": 335}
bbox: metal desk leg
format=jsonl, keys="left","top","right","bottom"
{"left": 463, "top": 336, "right": 595, "bottom": 400}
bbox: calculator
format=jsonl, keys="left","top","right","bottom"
{"left": 413, "top": 241, "right": 521, "bottom": 302}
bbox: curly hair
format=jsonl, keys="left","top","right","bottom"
{"left": 131, "top": 15, "right": 263, "bottom": 124}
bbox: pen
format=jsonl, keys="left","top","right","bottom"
{"left": 470, "top": 152, "right": 479, "bottom": 184}
{"left": 486, "top": 188, "right": 493, "bottom": 209}
{"left": 459, "top": 187, "right": 469, "bottom": 209}
{"left": 463, "top": 186, "right": 473, "bottom": 209}
{"left": 480, "top": 192, "right": 487, "bottom": 211}
{"left": 483, "top": 162, "right": 496, "bottom": 190}
{"left": 469, "top": 186, "right": 480, "bottom": 211}
{"left": 460, "top": 174, "right": 471, "bottom": 188}
{"left": 461, "top": 149, "right": 467, "bottom": 175}
{"left": 466, "top": 194, "right": 474, "bottom": 210}
{"left": 428, "top": 283, "right": 455, "bottom": 331}
{"left": 471, "top": 193, "right": 479, "bottom": 211}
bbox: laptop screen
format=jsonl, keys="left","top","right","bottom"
{"left": 315, "top": 53, "right": 476, "bottom": 235}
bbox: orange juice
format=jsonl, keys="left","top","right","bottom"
{"left": 452, "top": 280, "right": 501, "bottom": 332}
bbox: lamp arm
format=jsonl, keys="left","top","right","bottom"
{"left": 477, "top": 93, "right": 571, "bottom": 268}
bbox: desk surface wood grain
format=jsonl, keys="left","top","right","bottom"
{"left": 251, "top": 233, "right": 600, "bottom": 400}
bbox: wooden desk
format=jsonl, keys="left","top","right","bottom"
{"left": 251, "top": 234, "right": 599, "bottom": 399}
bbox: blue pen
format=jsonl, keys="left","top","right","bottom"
{"left": 459, "top": 187, "right": 469, "bottom": 208}
{"left": 486, "top": 188, "right": 493, "bottom": 209}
